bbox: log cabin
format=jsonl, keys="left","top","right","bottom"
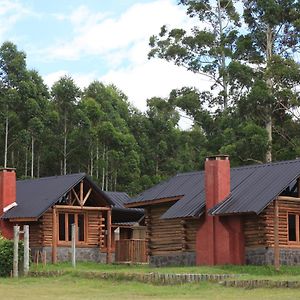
{"left": 126, "top": 155, "right": 300, "bottom": 267}
{"left": 0, "top": 168, "right": 143, "bottom": 263}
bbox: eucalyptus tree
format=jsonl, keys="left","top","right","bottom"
{"left": 149, "top": 0, "right": 241, "bottom": 110}
{"left": 51, "top": 76, "right": 81, "bottom": 175}
{"left": 0, "top": 42, "right": 27, "bottom": 168}
{"left": 233, "top": 0, "right": 300, "bottom": 162}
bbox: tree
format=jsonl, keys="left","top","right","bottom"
{"left": 234, "top": 0, "right": 300, "bottom": 162}
{"left": 51, "top": 76, "right": 81, "bottom": 174}
{"left": 149, "top": 0, "right": 241, "bottom": 110}
{"left": 0, "top": 42, "right": 27, "bottom": 168}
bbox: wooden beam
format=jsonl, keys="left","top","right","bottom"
{"left": 80, "top": 181, "right": 84, "bottom": 206}
{"left": 277, "top": 196, "right": 300, "bottom": 202}
{"left": 54, "top": 205, "right": 110, "bottom": 211}
{"left": 298, "top": 178, "right": 300, "bottom": 198}
{"left": 106, "top": 209, "right": 112, "bottom": 264}
{"left": 52, "top": 207, "right": 57, "bottom": 264}
{"left": 82, "top": 188, "right": 92, "bottom": 206}
{"left": 274, "top": 199, "right": 280, "bottom": 271}
{"left": 9, "top": 217, "right": 38, "bottom": 222}
{"left": 72, "top": 189, "right": 80, "bottom": 205}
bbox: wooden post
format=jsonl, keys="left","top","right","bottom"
{"left": 80, "top": 181, "right": 84, "bottom": 206}
{"left": 106, "top": 209, "right": 112, "bottom": 264}
{"left": 52, "top": 207, "right": 57, "bottom": 264}
{"left": 13, "top": 225, "right": 20, "bottom": 278}
{"left": 23, "top": 225, "right": 30, "bottom": 276}
{"left": 71, "top": 223, "right": 76, "bottom": 268}
{"left": 274, "top": 199, "right": 280, "bottom": 271}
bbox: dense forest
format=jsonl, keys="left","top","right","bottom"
{"left": 1, "top": 0, "right": 300, "bottom": 195}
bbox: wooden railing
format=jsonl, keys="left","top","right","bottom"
{"left": 115, "top": 239, "right": 148, "bottom": 263}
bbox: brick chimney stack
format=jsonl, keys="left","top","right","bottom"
{"left": 196, "top": 155, "right": 245, "bottom": 265}
{"left": 205, "top": 155, "right": 230, "bottom": 209}
{"left": 0, "top": 168, "right": 17, "bottom": 238}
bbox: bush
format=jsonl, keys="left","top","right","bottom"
{"left": 0, "top": 235, "right": 24, "bottom": 277}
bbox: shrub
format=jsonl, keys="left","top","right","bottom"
{"left": 0, "top": 235, "right": 24, "bottom": 277}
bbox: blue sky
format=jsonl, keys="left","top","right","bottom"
{"left": 0, "top": 0, "right": 206, "bottom": 115}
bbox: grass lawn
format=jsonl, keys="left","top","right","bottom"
{"left": 1, "top": 274, "right": 300, "bottom": 300}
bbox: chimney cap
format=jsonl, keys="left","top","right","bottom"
{"left": 0, "top": 167, "right": 16, "bottom": 172}
{"left": 206, "top": 154, "right": 229, "bottom": 161}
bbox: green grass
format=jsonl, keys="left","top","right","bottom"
{"left": 1, "top": 274, "right": 300, "bottom": 300}
{"left": 31, "top": 261, "right": 300, "bottom": 280}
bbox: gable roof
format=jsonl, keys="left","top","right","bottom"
{"left": 126, "top": 159, "right": 300, "bottom": 219}
{"left": 2, "top": 173, "right": 115, "bottom": 220}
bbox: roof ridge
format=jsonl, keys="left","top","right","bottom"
{"left": 17, "top": 172, "right": 86, "bottom": 183}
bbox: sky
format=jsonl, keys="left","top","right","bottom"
{"left": 0, "top": 0, "right": 209, "bottom": 117}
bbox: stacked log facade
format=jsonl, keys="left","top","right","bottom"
{"left": 244, "top": 198, "right": 300, "bottom": 265}
{"left": 145, "top": 203, "right": 201, "bottom": 266}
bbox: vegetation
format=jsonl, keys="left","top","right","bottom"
{"left": 0, "top": 235, "right": 23, "bottom": 277}
{"left": 2, "top": 267, "right": 300, "bottom": 299}
{"left": 0, "top": 1, "right": 300, "bottom": 195}
{"left": 2, "top": 275, "right": 300, "bottom": 300}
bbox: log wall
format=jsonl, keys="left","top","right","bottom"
{"left": 145, "top": 203, "right": 201, "bottom": 256}
{"left": 244, "top": 199, "right": 300, "bottom": 248}
{"left": 37, "top": 208, "right": 105, "bottom": 248}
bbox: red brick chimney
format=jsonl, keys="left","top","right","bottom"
{"left": 0, "top": 168, "right": 17, "bottom": 238}
{"left": 205, "top": 155, "right": 230, "bottom": 210}
{"left": 196, "top": 155, "right": 244, "bottom": 265}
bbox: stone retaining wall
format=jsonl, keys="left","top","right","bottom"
{"left": 149, "top": 252, "right": 196, "bottom": 267}
{"left": 221, "top": 279, "right": 300, "bottom": 289}
{"left": 32, "top": 247, "right": 111, "bottom": 263}
{"left": 29, "top": 270, "right": 239, "bottom": 284}
{"left": 246, "top": 247, "right": 300, "bottom": 265}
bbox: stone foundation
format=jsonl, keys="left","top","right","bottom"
{"left": 246, "top": 247, "right": 300, "bottom": 265}
{"left": 150, "top": 252, "right": 196, "bottom": 267}
{"left": 32, "top": 247, "right": 112, "bottom": 263}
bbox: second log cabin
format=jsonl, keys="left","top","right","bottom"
{"left": 126, "top": 156, "right": 300, "bottom": 267}
{"left": 0, "top": 170, "right": 143, "bottom": 263}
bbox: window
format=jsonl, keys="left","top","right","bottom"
{"left": 58, "top": 212, "right": 86, "bottom": 244}
{"left": 288, "top": 213, "right": 300, "bottom": 242}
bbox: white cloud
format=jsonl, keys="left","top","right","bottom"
{"left": 44, "top": 0, "right": 196, "bottom": 61}
{"left": 43, "top": 0, "right": 210, "bottom": 113}
{"left": 43, "top": 70, "right": 97, "bottom": 90}
{"left": 0, "top": 0, "right": 38, "bottom": 38}
{"left": 100, "top": 59, "right": 211, "bottom": 111}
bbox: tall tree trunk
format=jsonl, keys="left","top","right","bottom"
{"left": 102, "top": 146, "right": 105, "bottom": 190}
{"left": 217, "top": 0, "right": 228, "bottom": 110}
{"left": 114, "top": 170, "right": 117, "bottom": 192}
{"left": 37, "top": 154, "right": 40, "bottom": 178}
{"left": 105, "top": 150, "right": 109, "bottom": 191}
{"left": 265, "top": 25, "right": 274, "bottom": 162}
{"left": 25, "top": 148, "right": 28, "bottom": 177}
{"left": 90, "top": 148, "right": 93, "bottom": 177}
{"left": 31, "top": 136, "right": 34, "bottom": 178}
{"left": 63, "top": 116, "right": 67, "bottom": 175}
{"left": 96, "top": 141, "right": 99, "bottom": 180}
{"left": 4, "top": 115, "right": 8, "bottom": 168}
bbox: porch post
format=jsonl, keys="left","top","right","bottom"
{"left": 106, "top": 208, "right": 112, "bottom": 263}
{"left": 52, "top": 207, "right": 57, "bottom": 264}
{"left": 274, "top": 199, "right": 280, "bottom": 271}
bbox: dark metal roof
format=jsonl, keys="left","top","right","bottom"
{"left": 104, "top": 191, "right": 133, "bottom": 208}
{"left": 210, "top": 159, "right": 300, "bottom": 215}
{"left": 103, "top": 191, "right": 144, "bottom": 223}
{"left": 2, "top": 174, "right": 143, "bottom": 224}
{"left": 127, "top": 159, "right": 300, "bottom": 219}
{"left": 3, "top": 173, "right": 88, "bottom": 219}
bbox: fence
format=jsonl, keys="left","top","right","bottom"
{"left": 115, "top": 239, "right": 148, "bottom": 263}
